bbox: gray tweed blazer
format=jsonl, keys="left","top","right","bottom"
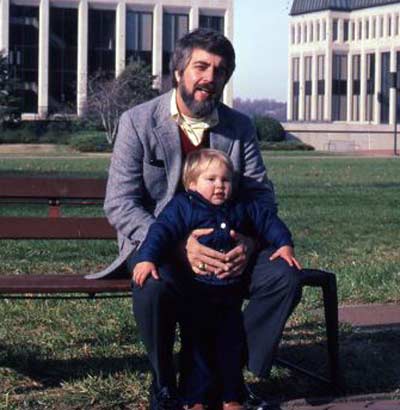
{"left": 86, "top": 90, "right": 274, "bottom": 279}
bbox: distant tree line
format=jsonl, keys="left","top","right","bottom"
{"left": 233, "top": 98, "right": 287, "bottom": 122}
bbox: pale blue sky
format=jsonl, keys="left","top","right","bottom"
{"left": 233, "top": 1, "right": 292, "bottom": 102}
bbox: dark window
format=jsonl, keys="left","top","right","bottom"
{"left": 304, "top": 56, "right": 312, "bottom": 120}
{"left": 199, "top": 15, "right": 224, "bottom": 33}
{"left": 332, "top": 19, "right": 338, "bottom": 41}
{"left": 162, "top": 13, "right": 188, "bottom": 79}
{"left": 397, "top": 51, "right": 400, "bottom": 123}
{"left": 88, "top": 9, "right": 115, "bottom": 78}
{"left": 317, "top": 55, "right": 325, "bottom": 120}
{"left": 366, "top": 53, "right": 375, "bottom": 122}
{"left": 126, "top": 11, "right": 152, "bottom": 67}
{"left": 49, "top": 7, "right": 78, "bottom": 114}
{"left": 344, "top": 20, "right": 349, "bottom": 41}
{"left": 380, "top": 52, "right": 390, "bottom": 124}
{"left": 352, "top": 55, "right": 360, "bottom": 121}
{"left": 332, "top": 54, "right": 347, "bottom": 121}
{"left": 9, "top": 5, "right": 39, "bottom": 113}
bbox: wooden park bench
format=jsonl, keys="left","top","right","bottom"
{"left": 0, "top": 176, "right": 340, "bottom": 389}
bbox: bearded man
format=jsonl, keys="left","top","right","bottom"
{"left": 95, "top": 29, "right": 301, "bottom": 410}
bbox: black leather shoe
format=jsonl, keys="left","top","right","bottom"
{"left": 150, "top": 386, "right": 184, "bottom": 410}
{"left": 242, "top": 385, "right": 276, "bottom": 410}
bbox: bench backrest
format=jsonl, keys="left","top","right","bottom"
{"left": 0, "top": 177, "right": 116, "bottom": 240}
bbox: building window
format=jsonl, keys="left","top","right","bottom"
{"left": 126, "top": 11, "right": 153, "bottom": 67}
{"left": 304, "top": 23, "right": 308, "bottom": 42}
{"left": 351, "top": 21, "right": 355, "bottom": 40}
{"left": 310, "top": 22, "right": 313, "bottom": 42}
{"left": 380, "top": 52, "right": 391, "bottom": 124}
{"left": 344, "top": 20, "right": 349, "bottom": 42}
{"left": 304, "top": 56, "right": 312, "bottom": 120}
{"left": 372, "top": 17, "right": 376, "bottom": 38}
{"left": 297, "top": 23, "right": 301, "bottom": 43}
{"left": 317, "top": 55, "right": 325, "bottom": 121}
{"left": 316, "top": 21, "right": 320, "bottom": 41}
{"left": 365, "top": 19, "right": 369, "bottom": 39}
{"left": 49, "top": 7, "right": 78, "bottom": 114}
{"left": 88, "top": 9, "right": 116, "bottom": 78}
{"left": 200, "top": 15, "right": 224, "bottom": 33}
{"left": 162, "top": 12, "right": 189, "bottom": 85}
{"left": 332, "top": 19, "right": 338, "bottom": 41}
{"left": 366, "top": 53, "right": 375, "bottom": 122}
{"left": 359, "top": 20, "right": 362, "bottom": 40}
{"left": 322, "top": 20, "right": 327, "bottom": 40}
{"left": 397, "top": 51, "right": 400, "bottom": 123}
{"left": 9, "top": 5, "right": 39, "bottom": 113}
{"left": 380, "top": 16, "right": 384, "bottom": 37}
{"left": 332, "top": 54, "right": 347, "bottom": 121}
{"left": 388, "top": 15, "right": 392, "bottom": 36}
{"left": 291, "top": 25, "right": 295, "bottom": 44}
{"left": 292, "top": 57, "right": 300, "bottom": 121}
{"left": 351, "top": 55, "right": 361, "bottom": 121}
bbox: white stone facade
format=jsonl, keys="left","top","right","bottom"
{"left": 286, "top": 2, "right": 400, "bottom": 151}
{"left": 0, "top": 0, "right": 234, "bottom": 119}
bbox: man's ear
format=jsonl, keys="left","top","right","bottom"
{"left": 174, "top": 70, "right": 181, "bottom": 84}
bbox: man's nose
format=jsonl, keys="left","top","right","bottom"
{"left": 203, "top": 67, "right": 215, "bottom": 83}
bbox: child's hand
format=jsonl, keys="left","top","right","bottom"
{"left": 133, "top": 262, "right": 159, "bottom": 287}
{"left": 269, "top": 245, "right": 302, "bottom": 270}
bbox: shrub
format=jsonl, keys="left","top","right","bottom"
{"left": 253, "top": 115, "right": 285, "bottom": 142}
{"left": 68, "top": 132, "right": 112, "bottom": 153}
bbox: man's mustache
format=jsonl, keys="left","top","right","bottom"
{"left": 195, "top": 84, "right": 216, "bottom": 94}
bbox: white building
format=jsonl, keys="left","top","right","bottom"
{"left": 286, "top": 0, "right": 400, "bottom": 152}
{"left": 0, "top": 0, "right": 233, "bottom": 119}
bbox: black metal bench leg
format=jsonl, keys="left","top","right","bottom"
{"left": 322, "top": 274, "right": 341, "bottom": 390}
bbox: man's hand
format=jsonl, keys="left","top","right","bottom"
{"left": 216, "top": 230, "right": 255, "bottom": 280}
{"left": 133, "top": 261, "right": 159, "bottom": 287}
{"left": 269, "top": 245, "right": 302, "bottom": 270}
{"left": 185, "top": 228, "right": 231, "bottom": 276}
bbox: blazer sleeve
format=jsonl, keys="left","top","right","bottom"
{"left": 103, "top": 111, "right": 155, "bottom": 245}
{"left": 238, "top": 116, "right": 276, "bottom": 202}
{"left": 135, "top": 196, "right": 190, "bottom": 264}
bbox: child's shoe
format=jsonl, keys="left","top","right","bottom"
{"left": 223, "top": 402, "right": 244, "bottom": 410}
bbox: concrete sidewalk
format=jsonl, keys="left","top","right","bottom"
{"left": 281, "top": 303, "right": 400, "bottom": 410}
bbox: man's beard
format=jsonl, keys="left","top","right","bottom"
{"left": 178, "top": 80, "right": 221, "bottom": 118}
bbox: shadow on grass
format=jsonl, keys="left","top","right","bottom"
{"left": 0, "top": 342, "right": 148, "bottom": 392}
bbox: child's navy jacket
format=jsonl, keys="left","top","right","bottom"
{"left": 136, "top": 190, "right": 293, "bottom": 286}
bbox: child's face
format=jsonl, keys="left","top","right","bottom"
{"left": 189, "top": 161, "right": 232, "bottom": 205}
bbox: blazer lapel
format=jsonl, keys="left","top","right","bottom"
{"left": 153, "top": 92, "right": 182, "bottom": 197}
{"left": 210, "top": 106, "right": 234, "bottom": 155}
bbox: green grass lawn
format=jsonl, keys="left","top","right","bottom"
{"left": 0, "top": 153, "right": 399, "bottom": 408}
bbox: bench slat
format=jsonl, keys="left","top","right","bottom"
{"left": 0, "top": 275, "right": 131, "bottom": 294}
{"left": 0, "top": 217, "right": 116, "bottom": 239}
{"left": 0, "top": 177, "right": 107, "bottom": 199}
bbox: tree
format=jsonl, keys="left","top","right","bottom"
{"left": 253, "top": 115, "right": 285, "bottom": 142}
{"left": 0, "top": 51, "right": 20, "bottom": 126}
{"left": 87, "top": 61, "right": 158, "bottom": 144}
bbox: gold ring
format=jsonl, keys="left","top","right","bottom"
{"left": 198, "top": 262, "right": 206, "bottom": 270}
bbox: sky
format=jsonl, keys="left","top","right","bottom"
{"left": 233, "top": 0, "right": 292, "bottom": 102}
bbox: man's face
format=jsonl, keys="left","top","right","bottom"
{"left": 175, "top": 48, "right": 228, "bottom": 118}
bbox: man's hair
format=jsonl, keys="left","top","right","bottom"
{"left": 170, "top": 28, "right": 236, "bottom": 88}
{"left": 182, "top": 148, "right": 234, "bottom": 190}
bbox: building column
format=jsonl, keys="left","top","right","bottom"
{"left": 287, "top": 53, "right": 293, "bottom": 121}
{"left": 223, "top": 6, "right": 234, "bottom": 107}
{"left": 38, "top": 0, "right": 49, "bottom": 118}
{"left": 313, "top": 19, "right": 317, "bottom": 42}
{"left": 338, "top": 18, "right": 344, "bottom": 43}
{"left": 360, "top": 52, "right": 367, "bottom": 122}
{"left": 384, "top": 13, "right": 389, "bottom": 37}
{"left": 77, "top": 0, "right": 88, "bottom": 116}
{"left": 311, "top": 52, "right": 318, "bottom": 120}
{"left": 115, "top": 0, "right": 126, "bottom": 77}
{"left": 377, "top": 15, "right": 382, "bottom": 38}
{"left": 298, "top": 53, "right": 305, "bottom": 120}
{"left": 324, "top": 16, "right": 333, "bottom": 121}
{"left": 374, "top": 51, "right": 382, "bottom": 124}
{"left": 189, "top": 6, "right": 199, "bottom": 31}
{"left": 347, "top": 53, "right": 353, "bottom": 122}
{"left": 152, "top": 3, "right": 162, "bottom": 90}
{"left": 389, "top": 48, "right": 397, "bottom": 125}
{"left": 0, "top": 0, "right": 10, "bottom": 54}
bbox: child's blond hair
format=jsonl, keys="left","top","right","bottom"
{"left": 182, "top": 148, "right": 234, "bottom": 190}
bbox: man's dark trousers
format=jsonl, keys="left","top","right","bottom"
{"left": 129, "top": 247, "right": 302, "bottom": 392}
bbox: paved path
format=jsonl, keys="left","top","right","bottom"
{"left": 284, "top": 398, "right": 400, "bottom": 410}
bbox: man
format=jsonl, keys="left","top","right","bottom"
{"left": 92, "top": 29, "right": 301, "bottom": 409}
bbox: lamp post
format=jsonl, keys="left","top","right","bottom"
{"left": 390, "top": 71, "right": 399, "bottom": 156}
